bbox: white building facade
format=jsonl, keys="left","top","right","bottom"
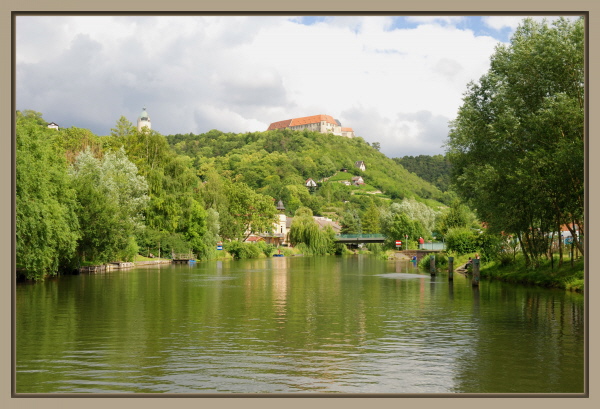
{"left": 267, "top": 114, "right": 355, "bottom": 138}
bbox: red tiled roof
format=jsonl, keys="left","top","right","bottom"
{"left": 341, "top": 127, "right": 353, "bottom": 132}
{"left": 267, "top": 114, "right": 337, "bottom": 130}
{"left": 267, "top": 119, "right": 293, "bottom": 131}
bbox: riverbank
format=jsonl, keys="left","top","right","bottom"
{"left": 480, "top": 257, "right": 584, "bottom": 292}
{"left": 78, "top": 258, "right": 172, "bottom": 273}
{"left": 411, "top": 252, "right": 584, "bottom": 292}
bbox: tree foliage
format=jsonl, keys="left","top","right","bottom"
{"left": 70, "top": 148, "right": 149, "bottom": 263}
{"left": 16, "top": 114, "right": 80, "bottom": 279}
{"left": 395, "top": 154, "right": 452, "bottom": 192}
{"left": 446, "top": 17, "right": 584, "bottom": 267}
{"left": 288, "top": 207, "right": 334, "bottom": 255}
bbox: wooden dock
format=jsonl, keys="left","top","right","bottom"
{"left": 172, "top": 253, "right": 196, "bottom": 263}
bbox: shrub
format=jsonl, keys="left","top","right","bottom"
{"left": 418, "top": 253, "right": 448, "bottom": 270}
{"left": 445, "top": 227, "right": 478, "bottom": 255}
{"left": 224, "top": 241, "right": 261, "bottom": 259}
{"left": 255, "top": 241, "right": 276, "bottom": 257}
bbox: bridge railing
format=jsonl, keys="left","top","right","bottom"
{"left": 172, "top": 253, "right": 196, "bottom": 260}
{"left": 335, "top": 234, "right": 386, "bottom": 239}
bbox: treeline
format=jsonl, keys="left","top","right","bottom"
{"left": 165, "top": 127, "right": 453, "bottom": 209}
{"left": 394, "top": 154, "right": 452, "bottom": 192}
{"left": 16, "top": 111, "right": 278, "bottom": 280}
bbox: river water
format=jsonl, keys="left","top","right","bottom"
{"left": 15, "top": 255, "right": 585, "bottom": 394}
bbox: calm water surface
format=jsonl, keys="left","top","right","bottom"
{"left": 16, "top": 255, "right": 585, "bottom": 394}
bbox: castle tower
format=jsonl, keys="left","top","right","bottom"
{"left": 137, "top": 107, "right": 151, "bottom": 132}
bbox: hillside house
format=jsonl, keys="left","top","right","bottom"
{"left": 352, "top": 176, "right": 365, "bottom": 186}
{"left": 267, "top": 114, "right": 355, "bottom": 138}
{"left": 305, "top": 178, "right": 317, "bottom": 187}
{"left": 47, "top": 122, "right": 59, "bottom": 130}
{"left": 355, "top": 161, "right": 366, "bottom": 171}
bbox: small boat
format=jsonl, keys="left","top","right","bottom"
{"left": 273, "top": 254, "right": 284, "bottom": 257}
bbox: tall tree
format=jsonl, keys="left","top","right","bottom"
{"left": 288, "top": 207, "right": 333, "bottom": 255}
{"left": 16, "top": 115, "right": 80, "bottom": 279}
{"left": 70, "top": 148, "right": 149, "bottom": 263}
{"left": 446, "top": 17, "right": 584, "bottom": 266}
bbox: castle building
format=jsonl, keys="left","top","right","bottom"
{"left": 137, "top": 107, "right": 151, "bottom": 132}
{"left": 267, "top": 114, "right": 355, "bottom": 138}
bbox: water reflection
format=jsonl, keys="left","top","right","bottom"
{"left": 16, "top": 256, "right": 584, "bottom": 394}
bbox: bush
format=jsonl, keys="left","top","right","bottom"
{"left": 418, "top": 253, "right": 448, "bottom": 270}
{"left": 255, "top": 241, "right": 276, "bottom": 257}
{"left": 224, "top": 241, "right": 261, "bottom": 259}
{"left": 445, "top": 227, "right": 478, "bottom": 255}
{"left": 475, "top": 231, "right": 503, "bottom": 262}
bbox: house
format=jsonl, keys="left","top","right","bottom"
{"left": 313, "top": 216, "right": 342, "bottom": 234}
{"left": 355, "top": 161, "right": 366, "bottom": 171}
{"left": 267, "top": 114, "right": 355, "bottom": 138}
{"left": 258, "top": 200, "right": 288, "bottom": 246}
{"left": 305, "top": 178, "right": 317, "bottom": 187}
{"left": 47, "top": 122, "right": 59, "bottom": 130}
{"left": 286, "top": 216, "right": 342, "bottom": 235}
{"left": 352, "top": 176, "right": 365, "bottom": 185}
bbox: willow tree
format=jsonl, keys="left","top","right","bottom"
{"left": 288, "top": 207, "right": 334, "bottom": 255}
{"left": 447, "top": 17, "right": 584, "bottom": 267}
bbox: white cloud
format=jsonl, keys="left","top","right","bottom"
{"left": 405, "top": 16, "right": 466, "bottom": 25}
{"left": 17, "top": 15, "right": 506, "bottom": 157}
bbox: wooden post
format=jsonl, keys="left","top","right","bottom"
{"left": 430, "top": 254, "right": 436, "bottom": 275}
{"left": 472, "top": 259, "right": 480, "bottom": 286}
{"left": 448, "top": 256, "right": 454, "bottom": 281}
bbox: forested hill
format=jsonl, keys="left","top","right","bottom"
{"left": 393, "top": 154, "right": 452, "bottom": 193}
{"left": 165, "top": 129, "right": 449, "bottom": 210}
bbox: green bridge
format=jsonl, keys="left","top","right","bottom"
{"left": 334, "top": 234, "right": 386, "bottom": 244}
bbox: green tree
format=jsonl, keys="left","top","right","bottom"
{"left": 110, "top": 115, "right": 136, "bottom": 138}
{"left": 435, "top": 200, "right": 477, "bottom": 238}
{"left": 447, "top": 17, "right": 584, "bottom": 266}
{"left": 221, "top": 180, "right": 278, "bottom": 241}
{"left": 16, "top": 116, "right": 80, "bottom": 279}
{"left": 393, "top": 198, "right": 437, "bottom": 236}
{"left": 288, "top": 207, "right": 334, "bottom": 255}
{"left": 70, "top": 148, "right": 149, "bottom": 263}
{"left": 381, "top": 212, "right": 425, "bottom": 250}
{"left": 361, "top": 201, "right": 381, "bottom": 234}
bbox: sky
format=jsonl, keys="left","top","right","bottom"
{"left": 15, "top": 14, "right": 580, "bottom": 158}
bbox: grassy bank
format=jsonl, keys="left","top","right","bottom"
{"left": 479, "top": 255, "right": 584, "bottom": 292}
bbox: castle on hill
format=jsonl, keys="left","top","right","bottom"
{"left": 267, "top": 114, "right": 355, "bottom": 138}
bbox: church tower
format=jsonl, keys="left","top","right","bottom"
{"left": 137, "top": 107, "right": 151, "bottom": 132}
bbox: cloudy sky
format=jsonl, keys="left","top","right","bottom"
{"left": 15, "top": 14, "right": 579, "bottom": 158}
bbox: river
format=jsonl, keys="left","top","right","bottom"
{"left": 15, "top": 255, "right": 585, "bottom": 394}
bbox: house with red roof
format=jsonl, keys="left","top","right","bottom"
{"left": 267, "top": 114, "right": 355, "bottom": 138}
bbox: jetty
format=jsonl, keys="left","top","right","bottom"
{"left": 172, "top": 252, "right": 196, "bottom": 264}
